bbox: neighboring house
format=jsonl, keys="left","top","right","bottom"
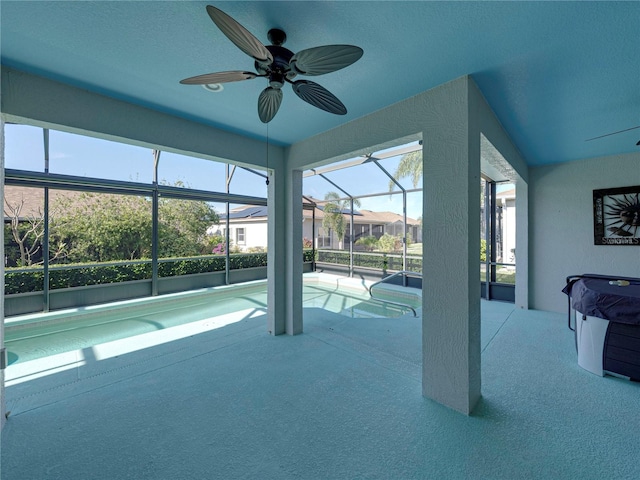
{"left": 214, "top": 198, "right": 422, "bottom": 252}
{"left": 209, "top": 205, "right": 269, "bottom": 252}
{"left": 4, "top": 185, "right": 43, "bottom": 220}
{"left": 4, "top": 185, "right": 93, "bottom": 220}
{"left": 496, "top": 188, "right": 516, "bottom": 263}
{"left": 479, "top": 186, "right": 516, "bottom": 264}
{"left": 6, "top": 186, "right": 422, "bottom": 254}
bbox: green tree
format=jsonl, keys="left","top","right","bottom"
{"left": 322, "top": 192, "right": 361, "bottom": 250}
{"left": 389, "top": 150, "right": 422, "bottom": 191}
{"left": 51, "top": 192, "right": 153, "bottom": 262}
{"left": 50, "top": 190, "right": 219, "bottom": 263}
{"left": 158, "top": 197, "right": 219, "bottom": 257}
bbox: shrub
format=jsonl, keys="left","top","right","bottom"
{"left": 355, "top": 235, "right": 378, "bottom": 251}
{"left": 303, "top": 249, "right": 315, "bottom": 263}
{"left": 377, "top": 233, "right": 401, "bottom": 252}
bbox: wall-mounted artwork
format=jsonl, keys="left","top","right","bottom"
{"left": 593, "top": 185, "right": 640, "bottom": 245}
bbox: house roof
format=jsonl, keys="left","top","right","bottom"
{"left": 497, "top": 188, "right": 516, "bottom": 200}
{"left": 225, "top": 206, "right": 269, "bottom": 219}
{"left": 226, "top": 202, "right": 420, "bottom": 226}
{"left": 3, "top": 186, "right": 83, "bottom": 220}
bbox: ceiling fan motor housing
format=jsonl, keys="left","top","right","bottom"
{"left": 256, "top": 43, "right": 296, "bottom": 88}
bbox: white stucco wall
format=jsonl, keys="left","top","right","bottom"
{"left": 501, "top": 197, "right": 517, "bottom": 263}
{"left": 231, "top": 223, "right": 268, "bottom": 251}
{"left": 529, "top": 152, "right": 640, "bottom": 313}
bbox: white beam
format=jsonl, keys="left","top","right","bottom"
{"left": 1, "top": 67, "right": 281, "bottom": 170}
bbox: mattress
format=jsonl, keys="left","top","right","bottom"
{"left": 565, "top": 276, "right": 640, "bottom": 325}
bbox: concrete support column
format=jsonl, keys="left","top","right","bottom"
{"left": 267, "top": 167, "right": 303, "bottom": 335}
{"left": 286, "top": 170, "right": 303, "bottom": 335}
{"left": 422, "top": 81, "right": 481, "bottom": 414}
{"left": 1, "top": 118, "right": 6, "bottom": 429}
{"left": 514, "top": 178, "right": 529, "bottom": 309}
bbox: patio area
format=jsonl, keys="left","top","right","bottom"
{"left": 2, "top": 301, "right": 638, "bottom": 479}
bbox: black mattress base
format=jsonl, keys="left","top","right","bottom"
{"left": 604, "top": 321, "right": 640, "bottom": 381}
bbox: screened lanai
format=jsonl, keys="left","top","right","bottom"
{"left": 3, "top": 3, "right": 640, "bottom": 478}
{"left": 3, "top": 81, "right": 526, "bottom": 417}
{"left": 4, "top": 123, "right": 517, "bottom": 321}
{"left": 6, "top": 130, "right": 423, "bottom": 316}
{"left": 2, "top": 67, "right": 534, "bottom": 428}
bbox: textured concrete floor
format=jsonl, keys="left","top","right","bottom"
{"left": 2, "top": 302, "right": 639, "bottom": 479}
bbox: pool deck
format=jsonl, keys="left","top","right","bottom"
{"left": 4, "top": 273, "right": 419, "bottom": 370}
{"left": 2, "top": 300, "right": 639, "bottom": 479}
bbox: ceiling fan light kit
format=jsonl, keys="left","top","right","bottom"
{"left": 180, "top": 5, "right": 363, "bottom": 123}
{"left": 202, "top": 83, "right": 224, "bottom": 92}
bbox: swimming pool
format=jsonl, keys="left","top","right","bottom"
{"left": 5, "top": 273, "right": 421, "bottom": 369}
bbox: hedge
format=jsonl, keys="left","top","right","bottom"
{"left": 317, "top": 250, "right": 423, "bottom": 273}
{"left": 5, "top": 251, "right": 305, "bottom": 295}
{"left": 5, "top": 250, "right": 398, "bottom": 295}
{"left": 5, "top": 263, "right": 153, "bottom": 295}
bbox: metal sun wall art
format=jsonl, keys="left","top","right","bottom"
{"left": 593, "top": 185, "right": 640, "bottom": 245}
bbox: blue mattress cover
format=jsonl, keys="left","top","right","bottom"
{"left": 563, "top": 276, "right": 640, "bottom": 325}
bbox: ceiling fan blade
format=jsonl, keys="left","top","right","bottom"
{"left": 206, "top": 5, "right": 273, "bottom": 64}
{"left": 258, "top": 87, "right": 283, "bottom": 123}
{"left": 585, "top": 125, "right": 640, "bottom": 141}
{"left": 291, "top": 80, "right": 347, "bottom": 115}
{"left": 180, "top": 71, "right": 258, "bottom": 85}
{"left": 290, "top": 45, "right": 363, "bottom": 76}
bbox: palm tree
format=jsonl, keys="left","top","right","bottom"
{"left": 322, "top": 191, "right": 361, "bottom": 250}
{"left": 388, "top": 150, "right": 422, "bottom": 191}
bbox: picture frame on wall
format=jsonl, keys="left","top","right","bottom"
{"left": 593, "top": 185, "right": 640, "bottom": 245}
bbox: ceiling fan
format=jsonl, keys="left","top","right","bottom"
{"left": 180, "top": 5, "right": 364, "bottom": 123}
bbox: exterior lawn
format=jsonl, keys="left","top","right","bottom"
{"left": 407, "top": 243, "right": 422, "bottom": 255}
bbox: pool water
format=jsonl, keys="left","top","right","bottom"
{"left": 5, "top": 275, "right": 421, "bottom": 366}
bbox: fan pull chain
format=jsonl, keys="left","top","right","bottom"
{"left": 265, "top": 122, "right": 270, "bottom": 186}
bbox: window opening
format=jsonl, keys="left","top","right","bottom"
{"left": 236, "top": 228, "right": 246, "bottom": 245}
{"left": 4, "top": 125, "right": 268, "bottom": 315}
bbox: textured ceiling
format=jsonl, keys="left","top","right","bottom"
{"left": 1, "top": 1, "right": 639, "bottom": 166}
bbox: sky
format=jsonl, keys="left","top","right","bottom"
{"left": 4, "top": 124, "right": 512, "bottom": 221}
{"left": 4, "top": 124, "right": 427, "bottom": 219}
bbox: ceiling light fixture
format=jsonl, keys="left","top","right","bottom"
{"left": 202, "top": 83, "right": 224, "bottom": 93}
